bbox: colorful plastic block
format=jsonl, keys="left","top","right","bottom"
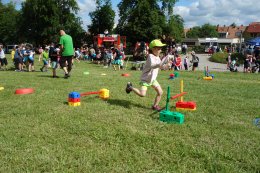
{"left": 174, "top": 71, "right": 179, "bottom": 77}
{"left": 176, "top": 107, "right": 196, "bottom": 111}
{"left": 176, "top": 101, "right": 196, "bottom": 109}
{"left": 69, "top": 92, "right": 80, "bottom": 99}
{"left": 99, "top": 89, "right": 109, "bottom": 99}
{"left": 68, "top": 98, "right": 81, "bottom": 102}
{"left": 159, "top": 110, "right": 184, "bottom": 124}
{"left": 68, "top": 102, "right": 81, "bottom": 106}
{"left": 203, "top": 76, "right": 212, "bottom": 80}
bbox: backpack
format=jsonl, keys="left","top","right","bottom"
{"left": 196, "top": 56, "right": 199, "bottom": 62}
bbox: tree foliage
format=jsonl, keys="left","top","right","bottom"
{"left": 117, "top": 0, "right": 167, "bottom": 43}
{"left": 0, "top": 1, "right": 19, "bottom": 44}
{"left": 164, "top": 14, "right": 184, "bottom": 42}
{"left": 88, "top": 0, "right": 115, "bottom": 35}
{"left": 186, "top": 23, "right": 218, "bottom": 38}
{"left": 18, "top": 0, "right": 84, "bottom": 46}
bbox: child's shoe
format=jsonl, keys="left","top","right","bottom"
{"left": 152, "top": 105, "right": 162, "bottom": 111}
{"left": 125, "top": 82, "right": 132, "bottom": 94}
{"left": 64, "top": 73, "right": 70, "bottom": 79}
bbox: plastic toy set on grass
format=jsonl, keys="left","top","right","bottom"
{"left": 160, "top": 80, "right": 197, "bottom": 124}
{"left": 160, "top": 86, "right": 185, "bottom": 124}
{"left": 169, "top": 71, "right": 179, "bottom": 80}
{"left": 68, "top": 89, "right": 109, "bottom": 107}
{"left": 203, "top": 66, "right": 214, "bottom": 80}
{"left": 173, "top": 80, "right": 196, "bottom": 111}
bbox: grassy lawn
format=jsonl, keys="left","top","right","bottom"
{"left": 0, "top": 55, "right": 259, "bottom": 172}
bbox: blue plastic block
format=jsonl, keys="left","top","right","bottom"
{"left": 69, "top": 92, "right": 80, "bottom": 99}
{"left": 159, "top": 110, "right": 184, "bottom": 124}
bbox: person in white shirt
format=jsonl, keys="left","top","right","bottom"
{"left": 0, "top": 45, "right": 8, "bottom": 70}
{"left": 125, "top": 39, "right": 170, "bottom": 111}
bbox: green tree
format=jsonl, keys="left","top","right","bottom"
{"left": 164, "top": 14, "right": 184, "bottom": 42}
{"left": 186, "top": 26, "right": 200, "bottom": 38}
{"left": 116, "top": 0, "right": 167, "bottom": 43}
{"left": 18, "top": 0, "right": 84, "bottom": 46}
{"left": 0, "top": 1, "right": 19, "bottom": 44}
{"left": 88, "top": 0, "right": 115, "bottom": 35}
{"left": 186, "top": 24, "right": 218, "bottom": 38}
{"left": 199, "top": 23, "right": 218, "bottom": 38}
{"left": 161, "top": 0, "right": 178, "bottom": 17}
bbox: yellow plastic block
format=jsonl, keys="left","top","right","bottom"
{"left": 176, "top": 107, "right": 196, "bottom": 111}
{"left": 203, "top": 76, "right": 213, "bottom": 80}
{"left": 99, "top": 89, "right": 109, "bottom": 99}
{"left": 68, "top": 102, "right": 81, "bottom": 106}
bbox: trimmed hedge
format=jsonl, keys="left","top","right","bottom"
{"left": 209, "top": 52, "right": 245, "bottom": 64}
{"left": 209, "top": 52, "right": 228, "bottom": 64}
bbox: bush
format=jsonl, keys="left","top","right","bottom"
{"left": 209, "top": 52, "right": 245, "bottom": 64}
{"left": 192, "top": 45, "right": 205, "bottom": 53}
{"left": 209, "top": 52, "right": 228, "bottom": 64}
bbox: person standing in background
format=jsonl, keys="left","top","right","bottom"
{"left": 59, "top": 30, "right": 74, "bottom": 79}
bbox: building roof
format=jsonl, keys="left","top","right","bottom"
{"left": 217, "top": 25, "right": 246, "bottom": 39}
{"left": 246, "top": 22, "right": 260, "bottom": 33}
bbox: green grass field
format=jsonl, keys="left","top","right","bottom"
{"left": 0, "top": 55, "right": 260, "bottom": 172}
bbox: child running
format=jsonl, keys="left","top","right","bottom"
{"left": 40, "top": 46, "right": 49, "bottom": 72}
{"left": 125, "top": 39, "right": 170, "bottom": 111}
{"left": 49, "top": 43, "right": 59, "bottom": 78}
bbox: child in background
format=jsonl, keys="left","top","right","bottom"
{"left": 111, "top": 48, "right": 123, "bottom": 70}
{"left": 49, "top": 43, "right": 59, "bottom": 78}
{"left": 0, "top": 45, "right": 8, "bottom": 70}
{"left": 28, "top": 47, "right": 35, "bottom": 72}
{"left": 40, "top": 47, "right": 49, "bottom": 72}
{"left": 14, "top": 45, "right": 23, "bottom": 71}
{"left": 11, "top": 46, "right": 15, "bottom": 63}
{"left": 244, "top": 54, "right": 251, "bottom": 73}
{"left": 190, "top": 51, "right": 199, "bottom": 71}
{"left": 38, "top": 47, "right": 43, "bottom": 61}
{"left": 226, "top": 53, "right": 232, "bottom": 69}
{"left": 184, "top": 55, "right": 189, "bottom": 70}
{"left": 125, "top": 39, "right": 170, "bottom": 111}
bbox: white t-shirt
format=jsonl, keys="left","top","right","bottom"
{"left": 0, "top": 49, "right": 5, "bottom": 59}
{"left": 140, "top": 53, "right": 168, "bottom": 83}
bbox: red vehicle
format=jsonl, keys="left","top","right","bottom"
{"left": 93, "top": 34, "right": 126, "bottom": 49}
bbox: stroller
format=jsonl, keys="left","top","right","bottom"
{"left": 229, "top": 59, "right": 238, "bottom": 72}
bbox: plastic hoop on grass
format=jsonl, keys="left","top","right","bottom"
{"left": 121, "top": 73, "right": 130, "bottom": 77}
{"left": 15, "top": 88, "right": 34, "bottom": 95}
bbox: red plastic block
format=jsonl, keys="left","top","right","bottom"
{"left": 68, "top": 98, "right": 81, "bottom": 102}
{"left": 176, "top": 101, "right": 196, "bottom": 109}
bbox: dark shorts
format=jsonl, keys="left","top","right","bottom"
{"left": 60, "top": 56, "right": 73, "bottom": 68}
{"left": 193, "top": 62, "right": 198, "bottom": 67}
{"left": 14, "top": 58, "right": 22, "bottom": 65}
{"left": 0, "top": 58, "right": 8, "bottom": 66}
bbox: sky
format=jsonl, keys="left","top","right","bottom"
{"left": 3, "top": 0, "right": 260, "bottom": 30}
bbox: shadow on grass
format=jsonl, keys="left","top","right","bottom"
{"left": 37, "top": 74, "right": 62, "bottom": 78}
{"left": 107, "top": 98, "right": 149, "bottom": 110}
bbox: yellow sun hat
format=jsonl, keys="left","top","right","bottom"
{"left": 149, "top": 39, "right": 166, "bottom": 49}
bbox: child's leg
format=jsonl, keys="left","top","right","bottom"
{"left": 113, "top": 65, "right": 117, "bottom": 70}
{"left": 28, "top": 63, "right": 32, "bottom": 72}
{"left": 131, "top": 87, "right": 147, "bottom": 97}
{"left": 52, "top": 69, "right": 56, "bottom": 77}
{"left": 152, "top": 85, "right": 163, "bottom": 107}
